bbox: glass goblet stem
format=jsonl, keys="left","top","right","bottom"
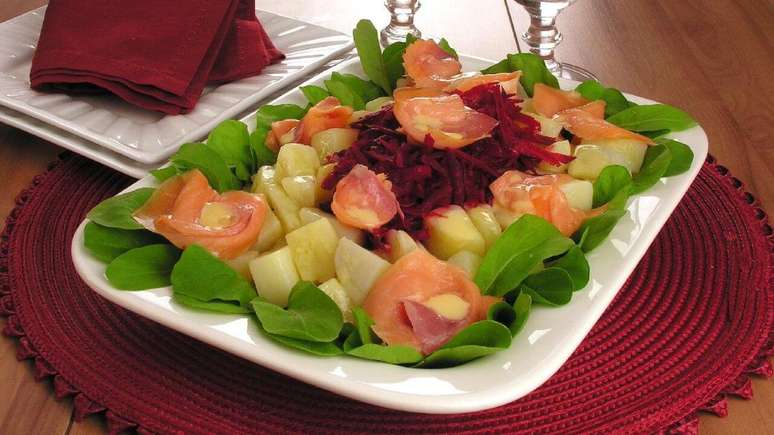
{"left": 519, "top": 1, "right": 567, "bottom": 74}
{"left": 381, "top": 0, "right": 422, "bottom": 46}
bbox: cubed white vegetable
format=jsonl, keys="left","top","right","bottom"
{"left": 311, "top": 128, "right": 358, "bottom": 161}
{"left": 251, "top": 165, "right": 276, "bottom": 195}
{"left": 285, "top": 218, "right": 339, "bottom": 283}
{"left": 365, "top": 97, "right": 394, "bottom": 112}
{"left": 280, "top": 175, "right": 317, "bottom": 208}
{"left": 298, "top": 207, "right": 364, "bottom": 245}
{"left": 224, "top": 251, "right": 259, "bottom": 280}
{"left": 253, "top": 208, "right": 283, "bottom": 252}
{"left": 249, "top": 246, "right": 300, "bottom": 306}
{"left": 315, "top": 163, "right": 336, "bottom": 204}
{"left": 318, "top": 278, "right": 353, "bottom": 322}
{"left": 264, "top": 183, "right": 301, "bottom": 232}
{"left": 425, "top": 205, "right": 486, "bottom": 259}
{"left": 537, "top": 140, "right": 572, "bottom": 174}
{"left": 558, "top": 179, "right": 594, "bottom": 211}
{"left": 446, "top": 250, "right": 482, "bottom": 279}
{"left": 466, "top": 205, "right": 502, "bottom": 248}
{"left": 385, "top": 229, "right": 420, "bottom": 262}
{"left": 569, "top": 144, "right": 631, "bottom": 180}
{"left": 590, "top": 138, "right": 648, "bottom": 174}
{"left": 525, "top": 112, "right": 563, "bottom": 138}
{"left": 335, "top": 238, "right": 391, "bottom": 305}
{"left": 275, "top": 143, "right": 320, "bottom": 179}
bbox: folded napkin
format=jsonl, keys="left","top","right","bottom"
{"left": 30, "top": 0, "right": 283, "bottom": 115}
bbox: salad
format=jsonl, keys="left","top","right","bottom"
{"left": 82, "top": 20, "right": 696, "bottom": 368}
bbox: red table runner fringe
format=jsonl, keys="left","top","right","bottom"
{"left": 1, "top": 154, "right": 772, "bottom": 435}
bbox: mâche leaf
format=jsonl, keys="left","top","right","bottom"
{"left": 382, "top": 41, "right": 408, "bottom": 89}
{"left": 482, "top": 53, "right": 559, "bottom": 96}
{"left": 251, "top": 281, "right": 343, "bottom": 342}
{"left": 324, "top": 78, "right": 364, "bottom": 110}
{"left": 417, "top": 321, "right": 512, "bottom": 368}
{"left": 170, "top": 143, "right": 241, "bottom": 192}
{"left": 632, "top": 144, "right": 672, "bottom": 194}
{"left": 84, "top": 222, "right": 164, "bottom": 263}
{"left": 573, "top": 187, "right": 629, "bottom": 253}
{"left": 476, "top": 215, "right": 574, "bottom": 296}
{"left": 87, "top": 187, "right": 155, "bottom": 230}
{"left": 150, "top": 166, "right": 178, "bottom": 182}
{"left": 607, "top": 104, "right": 697, "bottom": 133}
{"left": 550, "top": 245, "right": 590, "bottom": 291}
{"left": 660, "top": 139, "right": 694, "bottom": 176}
{"left": 347, "top": 343, "right": 424, "bottom": 364}
{"left": 174, "top": 293, "right": 251, "bottom": 314}
{"left": 105, "top": 244, "right": 180, "bottom": 290}
{"left": 206, "top": 120, "right": 253, "bottom": 181}
{"left": 520, "top": 267, "right": 574, "bottom": 306}
{"left": 593, "top": 165, "right": 632, "bottom": 208}
{"left": 353, "top": 19, "right": 391, "bottom": 95}
{"left": 510, "top": 292, "right": 532, "bottom": 335}
{"left": 487, "top": 301, "right": 516, "bottom": 329}
{"left": 330, "top": 72, "right": 384, "bottom": 105}
{"left": 171, "top": 245, "right": 257, "bottom": 310}
{"left": 574, "top": 80, "right": 634, "bottom": 118}
{"left": 438, "top": 38, "right": 458, "bottom": 59}
{"left": 300, "top": 85, "right": 330, "bottom": 105}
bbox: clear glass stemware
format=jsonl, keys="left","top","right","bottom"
{"left": 512, "top": 0, "right": 598, "bottom": 81}
{"left": 381, "top": 0, "right": 422, "bottom": 46}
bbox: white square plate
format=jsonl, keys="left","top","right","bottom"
{"left": 0, "top": 6, "right": 352, "bottom": 165}
{"left": 71, "top": 56, "right": 708, "bottom": 414}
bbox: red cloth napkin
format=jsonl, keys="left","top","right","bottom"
{"left": 29, "top": 0, "right": 283, "bottom": 115}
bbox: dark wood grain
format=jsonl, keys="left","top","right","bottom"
{"left": 0, "top": 1, "right": 771, "bottom": 433}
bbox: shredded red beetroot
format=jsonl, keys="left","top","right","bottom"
{"left": 323, "top": 83, "right": 571, "bottom": 244}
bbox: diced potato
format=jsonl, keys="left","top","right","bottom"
{"left": 319, "top": 278, "right": 353, "bottom": 322}
{"left": 224, "top": 251, "right": 259, "bottom": 280}
{"left": 423, "top": 293, "right": 470, "bottom": 321}
{"left": 249, "top": 246, "right": 299, "bottom": 306}
{"left": 264, "top": 183, "right": 301, "bottom": 232}
{"left": 335, "top": 237, "right": 391, "bottom": 305}
{"left": 525, "top": 112, "right": 563, "bottom": 138}
{"left": 298, "top": 207, "right": 364, "bottom": 245}
{"left": 275, "top": 143, "right": 320, "bottom": 179}
{"left": 568, "top": 144, "right": 628, "bottom": 180}
{"left": 315, "top": 163, "right": 336, "bottom": 204}
{"left": 559, "top": 179, "right": 593, "bottom": 211}
{"left": 285, "top": 218, "right": 339, "bottom": 283}
{"left": 365, "top": 96, "right": 393, "bottom": 112}
{"left": 466, "top": 205, "right": 501, "bottom": 249}
{"left": 537, "top": 140, "right": 572, "bottom": 174}
{"left": 251, "top": 165, "right": 276, "bottom": 195}
{"left": 281, "top": 175, "right": 316, "bottom": 208}
{"left": 385, "top": 230, "right": 419, "bottom": 262}
{"left": 425, "top": 205, "right": 486, "bottom": 259}
{"left": 349, "top": 110, "right": 368, "bottom": 124}
{"left": 447, "top": 250, "right": 482, "bottom": 279}
{"left": 311, "top": 128, "right": 359, "bottom": 161}
{"left": 254, "top": 208, "right": 283, "bottom": 252}
{"left": 589, "top": 138, "right": 648, "bottom": 174}
{"left": 492, "top": 203, "right": 524, "bottom": 230}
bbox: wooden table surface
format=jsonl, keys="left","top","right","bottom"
{"left": 1, "top": 0, "right": 772, "bottom": 433}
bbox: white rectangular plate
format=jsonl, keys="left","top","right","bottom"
{"left": 0, "top": 6, "right": 352, "bottom": 165}
{"left": 71, "top": 56, "right": 708, "bottom": 414}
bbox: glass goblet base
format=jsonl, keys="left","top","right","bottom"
{"left": 556, "top": 62, "right": 598, "bottom": 82}
{"left": 380, "top": 25, "right": 421, "bottom": 47}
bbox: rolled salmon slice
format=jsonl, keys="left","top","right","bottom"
{"left": 556, "top": 107, "right": 655, "bottom": 144}
{"left": 532, "top": 83, "right": 590, "bottom": 118}
{"left": 362, "top": 249, "right": 496, "bottom": 354}
{"left": 133, "top": 169, "right": 267, "bottom": 259}
{"left": 402, "top": 39, "right": 462, "bottom": 88}
{"left": 294, "top": 97, "right": 353, "bottom": 145}
{"left": 490, "top": 170, "right": 587, "bottom": 237}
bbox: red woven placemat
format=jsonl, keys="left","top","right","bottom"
{"left": 1, "top": 154, "right": 772, "bottom": 434}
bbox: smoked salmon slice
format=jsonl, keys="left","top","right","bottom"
{"left": 294, "top": 97, "right": 353, "bottom": 145}
{"left": 331, "top": 164, "right": 400, "bottom": 230}
{"left": 490, "top": 170, "right": 587, "bottom": 237}
{"left": 402, "top": 39, "right": 462, "bottom": 88}
{"left": 393, "top": 87, "right": 498, "bottom": 149}
{"left": 265, "top": 119, "right": 300, "bottom": 152}
{"left": 532, "top": 83, "right": 590, "bottom": 118}
{"left": 572, "top": 100, "right": 606, "bottom": 119}
{"left": 556, "top": 107, "right": 655, "bottom": 144}
{"left": 134, "top": 169, "right": 267, "bottom": 259}
{"left": 448, "top": 72, "right": 522, "bottom": 95}
{"left": 362, "top": 249, "right": 496, "bottom": 354}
